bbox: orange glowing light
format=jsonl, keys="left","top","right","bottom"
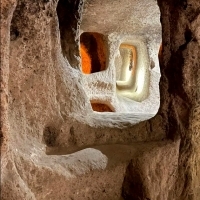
{"left": 80, "top": 32, "right": 106, "bottom": 74}
{"left": 91, "top": 103, "right": 113, "bottom": 112}
{"left": 80, "top": 44, "right": 92, "bottom": 74}
{"left": 93, "top": 33, "right": 106, "bottom": 71}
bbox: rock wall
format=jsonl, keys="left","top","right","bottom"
{"left": 1, "top": 0, "right": 200, "bottom": 199}
{"left": 158, "top": 0, "right": 200, "bottom": 199}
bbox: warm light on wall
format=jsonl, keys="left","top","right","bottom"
{"left": 90, "top": 102, "right": 114, "bottom": 112}
{"left": 80, "top": 43, "right": 92, "bottom": 74}
{"left": 80, "top": 32, "right": 107, "bottom": 74}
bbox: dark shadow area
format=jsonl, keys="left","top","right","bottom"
{"left": 122, "top": 162, "right": 147, "bottom": 200}
{"left": 57, "top": 0, "right": 83, "bottom": 69}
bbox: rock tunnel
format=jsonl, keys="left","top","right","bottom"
{"left": 1, "top": 0, "right": 200, "bottom": 199}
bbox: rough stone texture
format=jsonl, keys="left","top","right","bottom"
{"left": 157, "top": 0, "right": 200, "bottom": 199}
{"left": 0, "top": 0, "right": 200, "bottom": 200}
{"left": 122, "top": 141, "right": 179, "bottom": 200}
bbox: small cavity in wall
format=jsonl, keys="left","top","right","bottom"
{"left": 90, "top": 100, "right": 114, "bottom": 112}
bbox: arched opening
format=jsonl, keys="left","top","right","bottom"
{"left": 116, "top": 39, "right": 150, "bottom": 102}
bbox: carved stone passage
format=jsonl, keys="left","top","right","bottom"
{"left": 116, "top": 42, "right": 150, "bottom": 102}
{"left": 1, "top": 0, "right": 200, "bottom": 199}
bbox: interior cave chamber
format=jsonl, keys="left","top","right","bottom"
{"left": 2, "top": 0, "right": 200, "bottom": 199}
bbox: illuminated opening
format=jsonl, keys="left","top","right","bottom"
{"left": 118, "top": 44, "right": 137, "bottom": 83}
{"left": 80, "top": 32, "right": 107, "bottom": 74}
{"left": 116, "top": 44, "right": 138, "bottom": 91}
{"left": 90, "top": 101, "right": 114, "bottom": 112}
{"left": 116, "top": 40, "right": 150, "bottom": 102}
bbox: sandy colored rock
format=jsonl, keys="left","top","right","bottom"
{"left": 1, "top": 0, "right": 200, "bottom": 199}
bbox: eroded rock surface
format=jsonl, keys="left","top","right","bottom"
{"left": 1, "top": 0, "right": 200, "bottom": 199}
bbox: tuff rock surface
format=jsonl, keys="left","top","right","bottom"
{"left": 1, "top": 0, "right": 200, "bottom": 199}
